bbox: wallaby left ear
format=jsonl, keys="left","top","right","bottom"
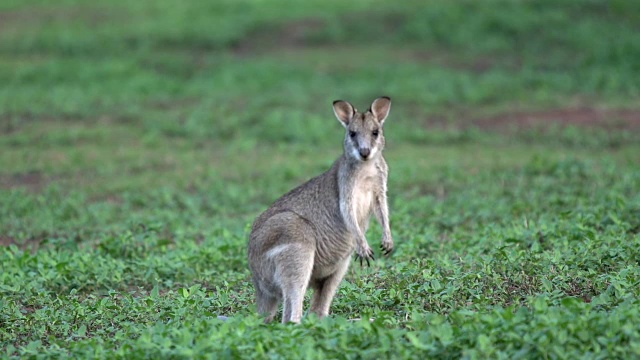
{"left": 371, "top": 96, "right": 391, "bottom": 124}
{"left": 333, "top": 100, "right": 355, "bottom": 128}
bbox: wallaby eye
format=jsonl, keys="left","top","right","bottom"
{"left": 349, "top": 131, "right": 356, "bottom": 138}
{"left": 372, "top": 129, "right": 379, "bottom": 137}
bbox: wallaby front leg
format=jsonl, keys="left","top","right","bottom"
{"left": 340, "top": 202, "right": 374, "bottom": 266}
{"left": 375, "top": 192, "right": 394, "bottom": 255}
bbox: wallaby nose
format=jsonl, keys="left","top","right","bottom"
{"left": 359, "top": 148, "right": 371, "bottom": 159}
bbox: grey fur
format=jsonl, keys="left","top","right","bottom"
{"left": 248, "top": 96, "right": 394, "bottom": 323}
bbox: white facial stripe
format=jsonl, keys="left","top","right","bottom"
{"left": 350, "top": 145, "right": 362, "bottom": 160}
{"left": 368, "top": 146, "right": 378, "bottom": 158}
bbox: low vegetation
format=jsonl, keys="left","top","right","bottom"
{"left": 1, "top": 0, "right": 639, "bottom": 358}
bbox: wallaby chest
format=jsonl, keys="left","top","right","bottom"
{"left": 344, "top": 161, "right": 380, "bottom": 230}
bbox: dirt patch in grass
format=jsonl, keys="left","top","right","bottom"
{"left": 0, "top": 235, "right": 44, "bottom": 252}
{"left": 232, "top": 14, "right": 515, "bottom": 74}
{"left": 1, "top": 113, "right": 136, "bottom": 135}
{"left": 0, "top": 5, "right": 122, "bottom": 31}
{"left": 564, "top": 279, "right": 597, "bottom": 303}
{"left": 409, "top": 51, "right": 520, "bottom": 74}
{"left": 0, "top": 171, "right": 49, "bottom": 191}
{"left": 233, "top": 18, "right": 326, "bottom": 56}
{"left": 471, "top": 107, "right": 640, "bottom": 131}
{"left": 0, "top": 235, "right": 18, "bottom": 247}
{"left": 146, "top": 97, "right": 201, "bottom": 111}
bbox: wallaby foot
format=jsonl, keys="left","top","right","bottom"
{"left": 256, "top": 292, "right": 279, "bottom": 323}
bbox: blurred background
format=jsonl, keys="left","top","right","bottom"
{"left": 1, "top": 0, "right": 639, "bottom": 246}
{"left": 2, "top": 2, "right": 640, "bottom": 356}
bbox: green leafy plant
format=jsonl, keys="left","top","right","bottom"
{"left": 1, "top": 0, "right": 639, "bottom": 358}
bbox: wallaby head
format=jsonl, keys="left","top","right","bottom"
{"left": 333, "top": 97, "right": 391, "bottom": 162}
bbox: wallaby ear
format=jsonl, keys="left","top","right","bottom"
{"left": 370, "top": 96, "right": 391, "bottom": 124}
{"left": 332, "top": 100, "right": 355, "bottom": 128}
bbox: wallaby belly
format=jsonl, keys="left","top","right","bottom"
{"left": 312, "top": 236, "right": 354, "bottom": 279}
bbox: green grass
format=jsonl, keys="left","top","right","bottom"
{"left": 1, "top": 0, "right": 640, "bottom": 358}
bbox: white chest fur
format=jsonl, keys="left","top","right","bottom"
{"left": 352, "top": 185, "right": 373, "bottom": 228}
{"left": 350, "top": 163, "right": 377, "bottom": 230}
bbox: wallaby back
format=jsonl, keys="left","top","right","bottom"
{"left": 248, "top": 96, "right": 394, "bottom": 323}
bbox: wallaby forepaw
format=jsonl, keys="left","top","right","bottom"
{"left": 380, "top": 239, "right": 394, "bottom": 256}
{"left": 355, "top": 246, "right": 375, "bottom": 267}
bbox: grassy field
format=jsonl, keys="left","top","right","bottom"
{"left": 1, "top": 0, "right": 640, "bottom": 358}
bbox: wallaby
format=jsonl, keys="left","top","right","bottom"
{"left": 248, "top": 96, "right": 394, "bottom": 324}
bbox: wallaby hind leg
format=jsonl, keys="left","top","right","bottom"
{"left": 256, "top": 291, "right": 279, "bottom": 323}
{"left": 251, "top": 212, "right": 316, "bottom": 323}
{"left": 277, "top": 244, "right": 314, "bottom": 323}
{"left": 261, "top": 213, "right": 316, "bottom": 323}
{"left": 309, "top": 256, "right": 351, "bottom": 318}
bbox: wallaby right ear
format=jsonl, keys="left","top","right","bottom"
{"left": 332, "top": 100, "right": 355, "bottom": 128}
{"left": 371, "top": 96, "right": 391, "bottom": 124}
